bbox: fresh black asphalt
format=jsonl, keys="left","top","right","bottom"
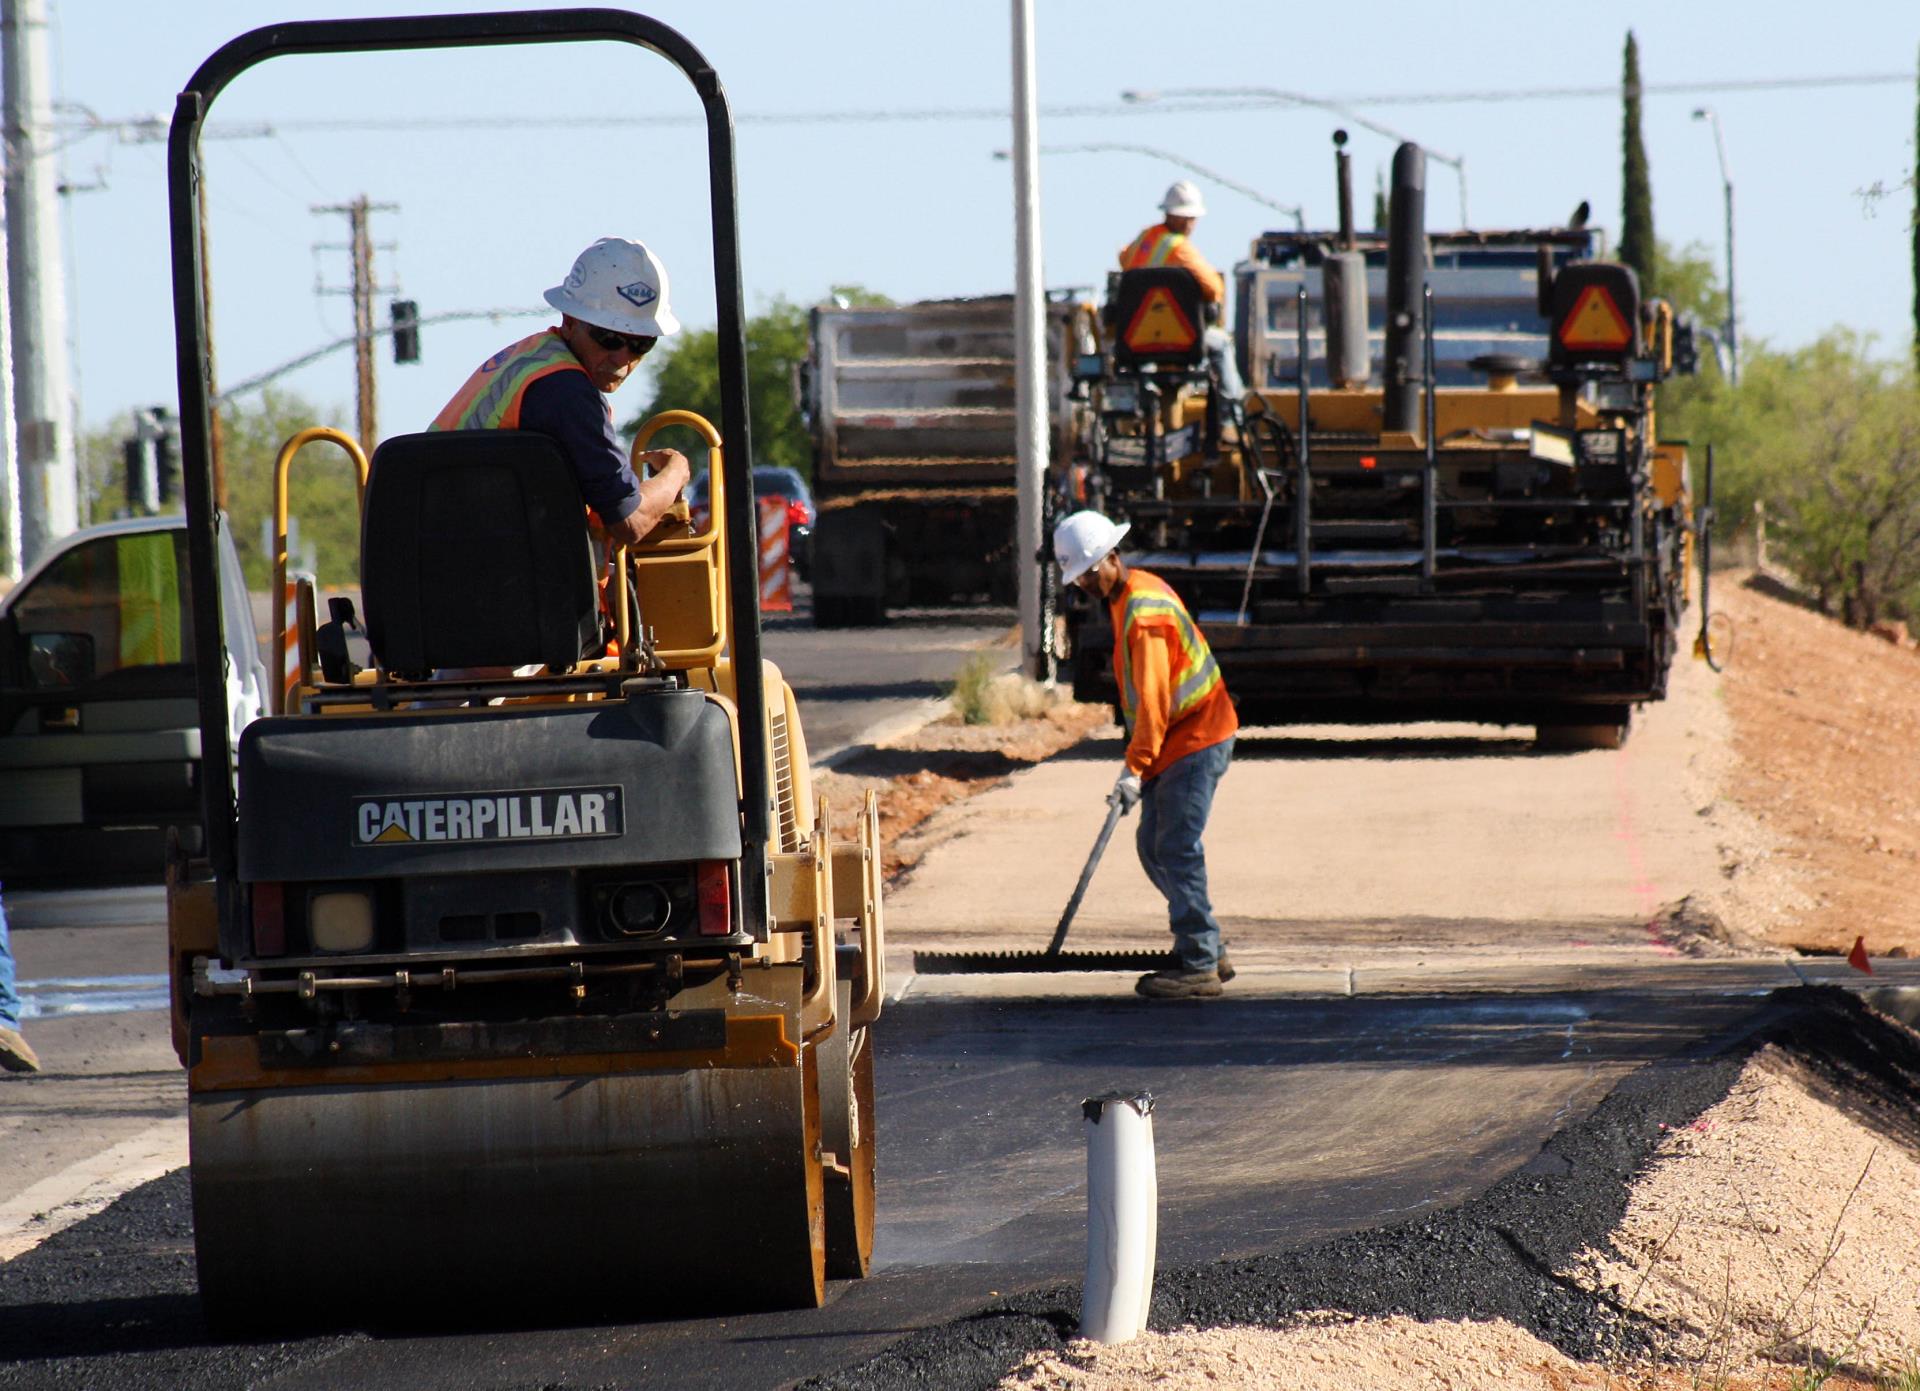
{"left": 7, "top": 987, "right": 1914, "bottom": 1389}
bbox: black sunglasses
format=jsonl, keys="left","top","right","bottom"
{"left": 587, "top": 326, "right": 658, "bottom": 356}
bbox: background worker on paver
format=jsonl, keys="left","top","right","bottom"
{"left": 0, "top": 884, "right": 38, "bottom": 1072}
{"left": 1117, "top": 181, "right": 1245, "bottom": 398}
{"left": 1055, "top": 511, "right": 1240, "bottom": 999}
{"left": 432, "top": 236, "right": 692, "bottom": 545}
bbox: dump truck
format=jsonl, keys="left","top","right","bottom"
{"left": 803, "top": 294, "right": 1085, "bottom": 625}
{"left": 1065, "top": 137, "right": 1697, "bottom": 747}
{"left": 164, "top": 11, "right": 883, "bottom": 1331}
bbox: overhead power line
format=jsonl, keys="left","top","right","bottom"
{"left": 216, "top": 306, "right": 546, "bottom": 406}
{"left": 47, "top": 71, "right": 1911, "bottom": 142}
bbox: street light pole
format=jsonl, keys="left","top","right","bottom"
{"left": 1010, "top": 0, "right": 1047, "bottom": 679}
{"left": 1692, "top": 107, "right": 1737, "bottom": 384}
{"left": 1123, "top": 85, "right": 1469, "bottom": 227}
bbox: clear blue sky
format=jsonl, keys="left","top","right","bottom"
{"left": 46, "top": 0, "right": 1920, "bottom": 481}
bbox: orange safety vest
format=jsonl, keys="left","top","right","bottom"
{"left": 431, "top": 329, "right": 587, "bottom": 432}
{"left": 1121, "top": 225, "right": 1185, "bottom": 270}
{"left": 1112, "top": 570, "right": 1225, "bottom": 732}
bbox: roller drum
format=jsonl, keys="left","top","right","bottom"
{"left": 819, "top": 981, "right": 877, "bottom": 1279}
{"left": 191, "top": 1064, "right": 825, "bottom": 1331}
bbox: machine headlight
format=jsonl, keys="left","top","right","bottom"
{"left": 310, "top": 891, "right": 375, "bottom": 953}
{"left": 608, "top": 882, "right": 672, "bottom": 937}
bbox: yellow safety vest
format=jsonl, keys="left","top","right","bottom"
{"left": 431, "top": 330, "right": 587, "bottom": 432}
{"left": 1113, "top": 570, "right": 1223, "bottom": 731}
{"left": 1122, "top": 226, "right": 1185, "bottom": 270}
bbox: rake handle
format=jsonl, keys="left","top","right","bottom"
{"left": 1046, "top": 791, "right": 1130, "bottom": 956}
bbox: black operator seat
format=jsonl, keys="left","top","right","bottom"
{"left": 360, "top": 430, "right": 600, "bottom": 676}
{"left": 1105, "top": 266, "right": 1210, "bottom": 377}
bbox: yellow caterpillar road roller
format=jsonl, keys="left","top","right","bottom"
{"left": 161, "top": 11, "right": 882, "bottom": 1331}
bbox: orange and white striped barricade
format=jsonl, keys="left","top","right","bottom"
{"left": 758, "top": 496, "right": 792, "bottom": 613}
{"left": 279, "top": 570, "right": 316, "bottom": 713}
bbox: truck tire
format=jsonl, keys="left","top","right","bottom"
{"left": 815, "top": 596, "right": 886, "bottom": 629}
{"left": 1535, "top": 708, "right": 1631, "bottom": 752}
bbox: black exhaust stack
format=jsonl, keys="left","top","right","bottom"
{"left": 1323, "top": 130, "right": 1370, "bottom": 389}
{"left": 1382, "top": 142, "right": 1427, "bottom": 433}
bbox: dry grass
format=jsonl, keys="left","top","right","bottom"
{"left": 948, "top": 653, "right": 1071, "bottom": 726}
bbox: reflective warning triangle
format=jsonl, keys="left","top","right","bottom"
{"left": 1123, "top": 287, "right": 1199, "bottom": 352}
{"left": 1558, "top": 284, "right": 1633, "bottom": 351}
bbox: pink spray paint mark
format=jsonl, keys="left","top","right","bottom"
{"left": 1613, "top": 737, "right": 1680, "bottom": 957}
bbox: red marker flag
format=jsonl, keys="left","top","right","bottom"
{"left": 1846, "top": 935, "right": 1873, "bottom": 975}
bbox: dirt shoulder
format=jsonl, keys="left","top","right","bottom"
{"left": 812, "top": 699, "right": 1110, "bottom": 883}
{"left": 1714, "top": 574, "right": 1920, "bottom": 957}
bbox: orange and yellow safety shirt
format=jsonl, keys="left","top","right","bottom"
{"left": 431, "top": 329, "right": 589, "bottom": 432}
{"left": 1109, "top": 568, "right": 1238, "bottom": 780}
{"left": 1118, "top": 223, "right": 1225, "bottom": 304}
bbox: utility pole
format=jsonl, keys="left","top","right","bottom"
{"left": 3, "top": 0, "right": 76, "bottom": 572}
{"left": 1009, "top": 0, "right": 1046, "bottom": 679}
{"left": 0, "top": 180, "right": 16, "bottom": 581}
{"left": 313, "top": 195, "right": 397, "bottom": 451}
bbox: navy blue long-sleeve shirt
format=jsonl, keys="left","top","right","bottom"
{"left": 518, "top": 369, "right": 642, "bottom": 526}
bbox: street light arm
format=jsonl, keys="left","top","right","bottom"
{"left": 1129, "top": 84, "right": 1465, "bottom": 169}
{"left": 994, "top": 140, "right": 1306, "bottom": 229}
{"left": 1045, "top": 142, "right": 1305, "bottom": 225}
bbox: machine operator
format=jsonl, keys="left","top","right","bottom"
{"left": 432, "top": 236, "right": 691, "bottom": 544}
{"left": 1118, "top": 181, "right": 1246, "bottom": 399}
{"left": 1055, "top": 510, "right": 1239, "bottom": 1000}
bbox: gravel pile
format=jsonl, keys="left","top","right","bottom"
{"left": 801, "top": 988, "right": 1920, "bottom": 1391}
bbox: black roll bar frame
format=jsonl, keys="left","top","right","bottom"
{"left": 168, "top": 9, "right": 771, "bottom": 940}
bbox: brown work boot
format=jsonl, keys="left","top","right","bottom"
{"left": 1135, "top": 968, "right": 1224, "bottom": 1000}
{"left": 1215, "top": 952, "right": 1235, "bottom": 983}
{"left": 0, "top": 1025, "right": 40, "bottom": 1073}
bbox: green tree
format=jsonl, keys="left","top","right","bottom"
{"left": 79, "top": 389, "right": 357, "bottom": 586}
{"left": 1619, "top": 31, "right": 1657, "bottom": 295}
{"left": 1372, "top": 168, "right": 1387, "bottom": 231}
{"left": 624, "top": 286, "right": 891, "bottom": 483}
{"left": 1654, "top": 241, "right": 1728, "bottom": 337}
{"left": 216, "top": 389, "right": 358, "bottom": 587}
{"left": 1665, "top": 334, "right": 1920, "bottom": 626}
{"left": 1912, "top": 41, "right": 1919, "bottom": 371}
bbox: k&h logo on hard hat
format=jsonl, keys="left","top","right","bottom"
{"left": 618, "top": 280, "right": 658, "bottom": 308}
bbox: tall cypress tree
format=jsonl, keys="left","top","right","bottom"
{"left": 1620, "top": 31, "right": 1656, "bottom": 294}
{"left": 1373, "top": 169, "right": 1388, "bottom": 231}
{"left": 1912, "top": 42, "right": 1919, "bottom": 372}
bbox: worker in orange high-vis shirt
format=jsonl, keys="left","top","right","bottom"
{"left": 1117, "top": 181, "right": 1245, "bottom": 399}
{"left": 1055, "top": 510, "right": 1239, "bottom": 999}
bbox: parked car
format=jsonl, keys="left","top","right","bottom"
{"left": 686, "top": 466, "right": 815, "bottom": 580}
{"left": 0, "top": 515, "right": 266, "bottom": 877}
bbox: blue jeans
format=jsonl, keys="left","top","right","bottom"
{"left": 0, "top": 885, "right": 19, "bottom": 1029}
{"left": 1204, "top": 327, "right": 1245, "bottom": 400}
{"left": 1135, "top": 737, "right": 1234, "bottom": 972}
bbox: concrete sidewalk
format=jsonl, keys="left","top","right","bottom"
{"left": 879, "top": 661, "right": 1900, "bottom": 1001}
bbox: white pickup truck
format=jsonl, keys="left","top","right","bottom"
{"left": 0, "top": 515, "right": 266, "bottom": 878}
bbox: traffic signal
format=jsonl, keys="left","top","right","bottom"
{"left": 152, "top": 407, "right": 179, "bottom": 504}
{"left": 121, "top": 406, "right": 177, "bottom": 512}
{"left": 391, "top": 299, "right": 420, "bottom": 364}
{"left": 122, "top": 436, "right": 147, "bottom": 510}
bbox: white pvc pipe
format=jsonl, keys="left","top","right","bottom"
{"left": 1079, "top": 1091, "right": 1157, "bottom": 1343}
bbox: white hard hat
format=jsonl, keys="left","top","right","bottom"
{"left": 1054, "top": 510, "right": 1130, "bottom": 585}
{"left": 544, "top": 236, "right": 681, "bottom": 337}
{"left": 1160, "top": 180, "right": 1206, "bottom": 218}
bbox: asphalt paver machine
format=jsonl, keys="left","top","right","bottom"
{"left": 1066, "top": 140, "right": 1699, "bottom": 747}
{"left": 163, "top": 11, "right": 883, "bottom": 1330}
